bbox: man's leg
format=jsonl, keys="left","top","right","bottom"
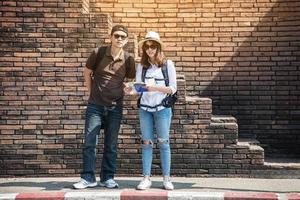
{"left": 100, "top": 106, "right": 122, "bottom": 183}
{"left": 80, "top": 103, "right": 103, "bottom": 183}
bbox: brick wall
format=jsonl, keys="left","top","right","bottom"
{"left": 0, "top": 0, "right": 299, "bottom": 177}
{"left": 91, "top": 0, "right": 300, "bottom": 156}
{"left": 0, "top": 0, "right": 113, "bottom": 176}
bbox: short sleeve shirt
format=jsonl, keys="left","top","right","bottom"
{"left": 135, "top": 60, "right": 177, "bottom": 112}
{"left": 85, "top": 45, "right": 136, "bottom": 106}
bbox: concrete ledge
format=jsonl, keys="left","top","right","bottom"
{"left": 0, "top": 193, "right": 17, "bottom": 200}
{"left": 65, "top": 191, "right": 122, "bottom": 200}
{"left": 1, "top": 191, "right": 299, "bottom": 200}
{"left": 1, "top": 177, "right": 300, "bottom": 199}
{"left": 169, "top": 191, "right": 224, "bottom": 200}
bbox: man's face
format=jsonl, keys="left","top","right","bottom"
{"left": 111, "top": 31, "right": 128, "bottom": 48}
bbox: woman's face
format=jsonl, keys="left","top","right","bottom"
{"left": 143, "top": 41, "right": 159, "bottom": 59}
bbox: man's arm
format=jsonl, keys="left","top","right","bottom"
{"left": 83, "top": 66, "right": 93, "bottom": 94}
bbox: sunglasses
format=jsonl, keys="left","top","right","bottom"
{"left": 144, "top": 44, "right": 157, "bottom": 50}
{"left": 113, "top": 34, "right": 127, "bottom": 40}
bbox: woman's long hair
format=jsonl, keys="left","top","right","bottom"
{"left": 140, "top": 40, "right": 166, "bottom": 69}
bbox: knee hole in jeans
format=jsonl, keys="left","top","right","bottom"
{"left": 141, "top": 139, "right": 153, "bottom": 147}
{"left": 158, "top": 138, "right": 169, "bottom": 144}
{"left": 158, "top": 138, "right": 170, "bottom": 149}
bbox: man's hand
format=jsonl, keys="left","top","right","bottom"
{"left": 123, "top": 83, "right": 136, "bottom": 95}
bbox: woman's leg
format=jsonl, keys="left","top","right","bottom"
{"left": 139, "top": 108, "right": 155, "bottom": 176}
{"left": 153, "top": 108, "right": 172, "bottom": 176}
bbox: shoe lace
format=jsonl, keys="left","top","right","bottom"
{"left": 164, "top": 179, "right": 172, "bottom": 185}
{"left": 106, "top": 179, "right": 116, "bottom": 185}
{"left": 80, "top": 179, "right": 89, "bottom": 185}
{"left": 141, "top": 177, "right": 150, "bottom": 185}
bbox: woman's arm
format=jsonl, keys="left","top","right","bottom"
{"left": 146, "top": 85, "right": 172, "bottom": 94}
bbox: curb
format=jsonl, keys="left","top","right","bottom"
{"left": 0, "top": 191, "right": 299, "bottom": 200}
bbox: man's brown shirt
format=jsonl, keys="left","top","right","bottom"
{"left": 85, "top": 46, "right": 135, "bottom": 106}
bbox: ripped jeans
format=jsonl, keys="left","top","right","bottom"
{"left": 139, "top": 107, "right": 172, "bottom": 176}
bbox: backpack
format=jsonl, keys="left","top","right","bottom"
{"left": 137, "top": 61, "right": 178, "bottom": 109}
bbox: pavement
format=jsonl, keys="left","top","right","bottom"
{"left": 0, "top": 176, "right": 300, "bottom": 200}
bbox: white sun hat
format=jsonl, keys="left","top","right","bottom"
{"left": 138, "top": 31, "right": 164, "bottom": 49}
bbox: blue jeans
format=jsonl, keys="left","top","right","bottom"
{"left": 81, "top": 103, "right": 123, "bottom": 182}
{"left": 139, "top": 107, "right": 172, "bottom": 176}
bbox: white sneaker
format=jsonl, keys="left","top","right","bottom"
{"left": 136, "top": 177, "right": 152, "bottom": 190}
{"left": 99, "top": 179, "right": 119, "bottom": 188}
{"left": 73, "top": 178, "right": 97, "bottom": 189}
{"left": 163, "top": 178, "right": 174, "bottom": 190}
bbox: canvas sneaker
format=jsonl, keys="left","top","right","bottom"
{"left": 136, "top": 177, "right": 152, "bottom": 190}
{"left": 163, "top": 177, "right": 174, "bottom": 190}
{"left": 99, "top": 179, "right": 119, "bottom": 188}
{"left": 73, "top": 178, "right": 97, "bottom": 189}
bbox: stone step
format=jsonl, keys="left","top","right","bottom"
{"left": 235, "top": 138, "right": 264, "bottom": 156}
{"left": 238, "top": 138, "right": 261, "bottom": 146}
{"left": 264, "top": 157, "right": 300, "bottom": 169}
{"left": 211, "top": 115, "right": 237, "bottom": 124}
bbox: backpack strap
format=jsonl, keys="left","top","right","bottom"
{"left": 138, "top": 61, "right": 170, "bottom": 109}
{"left": 161, "top": 61, "right": 169, "bottom": 86}
{"left": 141, "top": 61, "right": 168, "bottom": 85}
{"left": 138, "top": 67, "right": 147, "bottom": 106}
{"left": 141, "top": 67, "right": 147, "bottom": 82}
{"left": 93, "top": 46, "right": 132, "bottom": 75}
{"left": 124, "top": 51, "right": 134, "bottom": 78}
{"left": 94, "top": 46, "right": 107, "bottom": 70}
{"left": 92, "top": 46, "right": 106, "bottom": 129}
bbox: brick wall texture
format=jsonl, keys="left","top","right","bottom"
{"left": 91, "top": 0, "right": 300, "bottom": 156}
{"left": 0, "top": 0, "right": 299, "bottom": 177}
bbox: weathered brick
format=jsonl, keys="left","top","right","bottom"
{"left": 0, "top": 0, "right": 298, "bottom": 179}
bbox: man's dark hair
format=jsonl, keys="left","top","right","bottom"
{"left": 111, "top": 25, "right": 128, "bottom": 36}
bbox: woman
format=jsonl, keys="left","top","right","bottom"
{"left": 135, "top": 31, "right": 177, "bottom": 190}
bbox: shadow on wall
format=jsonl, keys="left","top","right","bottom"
{"left": 201, "top": 1, "right": 300, "bottom": 157}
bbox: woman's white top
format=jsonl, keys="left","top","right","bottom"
{"left": 135, "top": 59, "right": 177, "bottom": 112}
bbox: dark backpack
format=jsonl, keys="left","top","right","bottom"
{"left": 138, "top": 61, "right": 178, "bottom": 109}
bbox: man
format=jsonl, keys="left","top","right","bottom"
{"left": 73, "top": 25, "right": 135, "bottom": 189}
